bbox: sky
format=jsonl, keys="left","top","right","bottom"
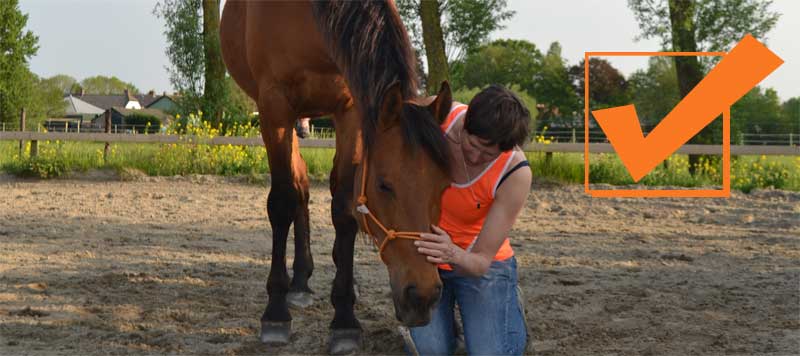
{"left": 18, "top": 0, "right": 799, "bottom": 101}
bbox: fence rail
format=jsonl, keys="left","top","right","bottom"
{"left": 1, "top": 131, "right": 797, "bottom": 156}
{"left": 2, "top": 122, "right": 798, "bottom": 145}
{"left": 539, "top": 129, "right": 800, "bottom": 146}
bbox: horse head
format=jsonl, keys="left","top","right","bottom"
{"left": 357, "top": 81, "right": 453, "bottom": 326}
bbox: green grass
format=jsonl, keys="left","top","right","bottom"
{"left": 2, "top": 140, "right": 798, "bottom": 192}
{"left": 0, "top": 140, "right": 332, "bottom": 180}
{"left": 525, "top": 151, "right": 800, "bottom": 192}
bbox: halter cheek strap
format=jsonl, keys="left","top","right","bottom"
{"left": 356, "top": 151, "right": 424, "bottom": 263}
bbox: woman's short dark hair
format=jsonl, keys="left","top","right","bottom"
{"left": 464, "top": 85, "right": 531, "bottom": 151}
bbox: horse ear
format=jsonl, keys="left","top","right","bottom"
{"left": 428, "top": 81, "right": 452, "bottom": 125}
{"left": 378, "top": 81, "right": 404, "bottom": 130}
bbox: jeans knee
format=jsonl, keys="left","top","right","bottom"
{"left": 407, "top": 333, "right": 454, "bottom": 356}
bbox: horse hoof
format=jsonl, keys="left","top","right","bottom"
{"left": 261, "top": 320, "right": 291, "bottom": 345}
{"left": 328, "top": 328, "right": 362, "bottom": 355}
{"left": 287, "top": 291, "right": 314, "bottom": 309}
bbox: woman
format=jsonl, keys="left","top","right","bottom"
{"left": 409, "top": 85, "right": 532, "bottom": 355}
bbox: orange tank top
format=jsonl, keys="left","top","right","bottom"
{"left": 438, "top": 104, "right": 515, "bottom": 270}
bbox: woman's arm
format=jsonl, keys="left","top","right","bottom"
{"left": 417, "top": 155, "right": 532, "bottom": 277}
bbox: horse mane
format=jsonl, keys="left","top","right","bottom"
{"left": 311, "top": 1, "right": 450, "bottom": 170}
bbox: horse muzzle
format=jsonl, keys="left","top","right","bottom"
{"left": 393, "top": 283, "right": 442, "bottom": 327}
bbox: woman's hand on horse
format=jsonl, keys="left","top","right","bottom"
{"left": 417, "top": 225, "right": 462, "bottom": 265}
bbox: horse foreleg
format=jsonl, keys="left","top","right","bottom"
{"left": 327, "top": 110, "right": 363, "bottom": 355}
{"left": 258, "top": 90, "right": 299, "bottom": 345}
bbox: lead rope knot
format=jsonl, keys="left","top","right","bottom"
{"left": 356, "top": 195, "right": 370, "bottom": 215}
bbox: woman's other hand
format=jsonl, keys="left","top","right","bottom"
{"left": 417, "top": 225, "right": 463, "bottom": 265}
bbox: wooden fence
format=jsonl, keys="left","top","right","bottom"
{"left": 3, "top": 109, "right": 797, "bottom": 157}
{"left": 1, "top": 131, "right": 798, "bottom": 157}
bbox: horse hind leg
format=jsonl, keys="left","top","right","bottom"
{"left": 287, "top": 135, "right": 315, "bottom": 309}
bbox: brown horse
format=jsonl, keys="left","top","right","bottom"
{"left": 220, "top": 1, "right": 453, "bottom": 353}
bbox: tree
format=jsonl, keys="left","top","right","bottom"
{"left": 13, "top": 71, "right": 51, "bottom": 125}
{"left": 732, "top": 87, "right": 787, "bottom": 139}
{"left": 44, "top": 74, "right": 79, "bottom": 95}
{"left": 782, "top": 97, "right": 800, "bottom": 137}
{"left": 397, "top": 0, "right": 515, "bottom": 91}
{"left": 454, "top": 39, "right": 542, "bottom": 93}
{"left": 628, "top": 0, "right": 779, "bottom": 173}
{"left": 627, "top": 57, "right": 681, "bottom": 129}
{"left": 0, "top": 0, "right": 39, "bottom": 124}
{"left": 156, "top": 0, "right": 229, "bottom": 127}
{"left": 628, "top": 0, "right": 779, "bottom": 69}
{"left": 453, "top": 40, "right": 581, "bottom": 129}
{"left": 224, "top": 76, "right": 256, "bottom": 123}
{"left": 79, "top": 75, "right": 140, "bottom": 95}
{"left": 202, "top": 0, "right": 225, "bottom": 125}
{"left": 419, "top": 0, "right": 449, "bottom": 95}
{"left": 569, "top": 58, "right": 630, "bottom": 111}
{"left": 32, "top": 75, "right": 68, "bottom": 118}
{"left": 154, "top": 0, "right": 205, "bottom": 117}
{"left": 534, "top": 42, "right": 581, "bottom": 125}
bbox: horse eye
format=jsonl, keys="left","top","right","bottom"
{"left": 378, "top": 179, "right": 394, "bottom": 193}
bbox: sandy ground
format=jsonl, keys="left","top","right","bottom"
{"left": 1, "top": 172, "right": 798, "bottom": 355}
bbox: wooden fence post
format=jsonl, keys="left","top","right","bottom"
{"left": 18, "top": 108, "right": 25, "bottom": 157}
{"left": 29, "top": 112, "right": 38, "bottom": 158}
{"left": 30, "top": 138, "right": 38, "bottom": 158}
{"left": 104, "top": 110, "right": 111, "bottom": 163}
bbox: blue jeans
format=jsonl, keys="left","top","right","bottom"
{"left": 408, "top": 257, "right": 527, "bottom": 355}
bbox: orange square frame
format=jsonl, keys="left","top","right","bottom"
{"left": 584, "top": 51, "right": 731, "bottom": 198}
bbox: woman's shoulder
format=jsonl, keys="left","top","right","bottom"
{"left": 508, "top": 147, "right": 528, "bottom": 166}
{"left": 493, "top": 148, "right": 531, "bottom": 197}
{"left": 444, "top": 104, "right": 468, "bottom": 135}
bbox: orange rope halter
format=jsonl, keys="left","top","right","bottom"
{"left": 356, "top": 151, "right": 424, "bottom": 263}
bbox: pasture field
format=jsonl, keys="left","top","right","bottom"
{"left": 0, "top": 175, "right": 797, "bottom": 355}
{"left": 1, "top": 140, "right": 798, "bottom": 192}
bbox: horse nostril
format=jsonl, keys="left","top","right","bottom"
{"left": 404, "top": 285, "right": 419, "bottom": 302}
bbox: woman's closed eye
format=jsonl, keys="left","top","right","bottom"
{"left": 468, "top": 135, "right": 499, "bottom": 158}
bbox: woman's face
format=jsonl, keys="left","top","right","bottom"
{"left": 461, "top": 132, "right": 502, "bottom": 166}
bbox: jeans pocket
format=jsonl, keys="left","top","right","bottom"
{"left": 486, "top": 257, "right": 515, "bottom": 281}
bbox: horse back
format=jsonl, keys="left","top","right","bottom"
{"left": 221, "top": 0, "right": 351, "bottom": 116}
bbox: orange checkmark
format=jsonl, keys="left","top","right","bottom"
{"left": 592, "top": 34, "right": 783, "bottom": 182}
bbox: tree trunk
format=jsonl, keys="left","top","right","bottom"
{"left": 668, "top": 0, "right": 712, "bottom": 175}
{"left": 419, "top": 0, "right": 449, "bottom": 95}
{"left": 202, "top": 0, "right": 226, "bottom": 126}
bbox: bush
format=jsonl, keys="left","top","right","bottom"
{"left": 125, "top": 113, "right": 161, "bottom": 133}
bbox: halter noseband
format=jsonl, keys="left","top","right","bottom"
{"left": 356, "top": 150, "right": 424, "bottom": 263}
